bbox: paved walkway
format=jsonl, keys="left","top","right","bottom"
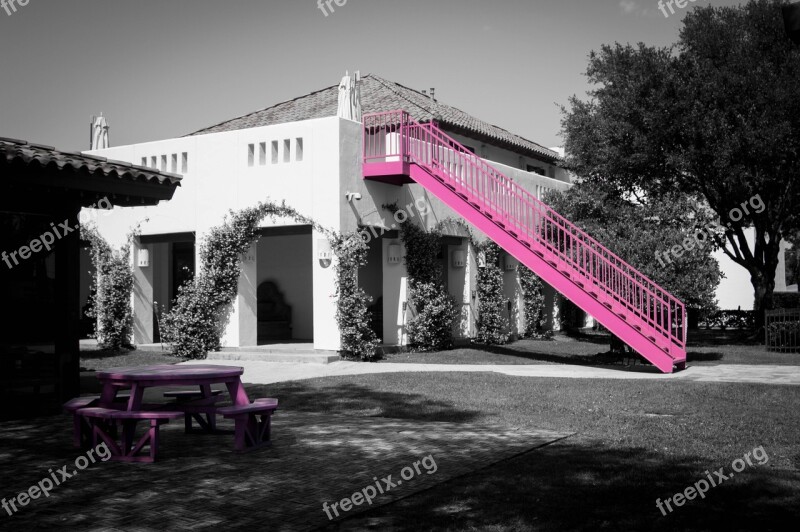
{"left": 181, "top": 360, "right": 800, "bottom": 386}
{"left": 0, "top": 411, "right": 568, "bottom": 531}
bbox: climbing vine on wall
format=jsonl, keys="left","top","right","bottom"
{"left": 519, "top": 266, "right": 549, "bottom": 338}
{"left": 476, "top": 241, "right": 510, "bottom": 345}
{"left": 83, "top": 224, "right": 135, "bottom": 351}
{"left": 330, "top": 233, "right": 380, "bottom": 361}
{"left": 396, "top": 211, "right": 458, "bottom": 352}
{"left": 159, "top": 200, "right": 378, "bottom": 361}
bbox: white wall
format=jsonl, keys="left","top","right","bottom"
{"left": 446, "top": 131, "right": 570, "bottom": 183}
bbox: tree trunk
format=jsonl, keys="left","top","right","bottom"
{"left": 751, "top": 271, "right": 776, "bottom": 330}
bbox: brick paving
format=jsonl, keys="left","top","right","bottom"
{"left": 0, "top": 404, "right": 569, "bottom": 531}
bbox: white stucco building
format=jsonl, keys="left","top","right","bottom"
{"left": 86, "top": 75, "right": 572, "bottom": 351}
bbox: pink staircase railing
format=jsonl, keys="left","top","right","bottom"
{"left": 364, "top": 110, "right": 687, "bottom": 358}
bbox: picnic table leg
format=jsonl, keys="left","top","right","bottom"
{"left": 225, "top": 379, "right": 250, "bottom": 406}
{"left": 72, "top": 414, "right": 83, "bottom": 448}
{"left": 99, "top": 384, "right": 118, "bottom": 406}
{"left": 127, "top": 384, "right": 144, "bottom": 411}
{"left": 121, "top": 419, "right": 137, "bottom": 456}
{"left": 199, "top": 384, "right": 218, "bottom": 431}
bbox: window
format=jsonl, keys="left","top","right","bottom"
{"left": 151, "top": 156, "right": 157, "bottom": 168}
{"left": 141, "top": 157, "right": 147, "bottom": 167}
{"left": 462, "top": 145, "right": 476, "bottom": 154}
{"left": 283, "top": 139, "right": 291, "bottom": 163}
{"left": 181, "top": 152, "right": 188, "bottom": 173}
{"left": 526, "top": 164, "right": 546, "bottom": 176}
{"left": 171, "top": 153, "right": 178, "bottom": 173}
{"left": 161, "top": 155, "right": 168, "bottom": 171}
{"left": 271, "top": 141, "right": 279, "bottom": 164}
{"left": 247, "top": 144, "right": 255, "bottom": 167}
{"left": 296, "top": 138, "right": 304, "bottom": 162}
{"left": 259, "top": 142, "right": 267, "bottom": 166}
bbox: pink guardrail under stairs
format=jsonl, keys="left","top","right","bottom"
{"left": 362, "top": 110, "right": 687, "bottom": 373}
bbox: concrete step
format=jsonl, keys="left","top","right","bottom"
{"left": 206, "top": 351, "right": 340, "bottom": 364}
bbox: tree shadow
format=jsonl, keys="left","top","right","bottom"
{"left": 687, "top": 351, "right": 724, "bottom": 362}
{"left": 323, "top": 437, "right": 800, "bottom": 531}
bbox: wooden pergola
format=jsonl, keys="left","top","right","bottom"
{"left": 0, "top": 138, "right": 181, "bottom": 418}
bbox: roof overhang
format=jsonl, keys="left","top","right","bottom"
{"left": 0, "top": 137, "right": 181, "bottom": 212}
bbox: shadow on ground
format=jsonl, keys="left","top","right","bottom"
{"left": 322, "top": 435, "right": 800, "bottom": 531}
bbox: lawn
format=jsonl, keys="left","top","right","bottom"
{"left": 382, "top": 329, "right": 800, "bottom": 367}
{"left": 250, "top": 373, "right": 800, "bottom": 531}
{"left": 79, "top": 344, "right": 183, "bottom": 372}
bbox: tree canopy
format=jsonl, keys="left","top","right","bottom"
{"left": 562, "top": 0, "right": 800, "bottom": 311}
{"left": 545, "top": 184, "right": 722, "bottom": 312}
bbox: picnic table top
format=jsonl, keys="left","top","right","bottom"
{"left": 96, "top": 364, "right": 244, "bottom": 382}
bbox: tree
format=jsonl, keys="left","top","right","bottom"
{"left": 545, "top": 183, "right": 722, "bottom": 313}
{"left": 562, "top": 0, "right": 800, "bottom": 314}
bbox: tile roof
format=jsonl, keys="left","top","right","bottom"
{"left": 189, "top": 74, "right": 560, "bottom": 162}
{"left": 0, "top": 137, "right": 183, "bottom": 187}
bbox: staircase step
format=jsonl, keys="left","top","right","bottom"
{"left": 521, "top": 241, "right": 531, "bottom": 248}
{"left": 456, "top": 192, "right": 468, "bottom": 200}
{"left": 508, "top": 230, "right": 518, "bottom": 238}
{"left": 469, "top": 201, "right": 482, "bottom": 211}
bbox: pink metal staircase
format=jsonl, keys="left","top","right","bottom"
{"left": 362, "top": 111, "right": 687, "bottom": 373}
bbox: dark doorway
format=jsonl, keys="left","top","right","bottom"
{"left": 171, "top": 241, "right": 195, "bottom": 304}
{"left": 257, "top": 281, "right": 292, "bottom": 344}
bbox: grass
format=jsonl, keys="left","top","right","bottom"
{"left": 249, "top": 372, "right": 800, "bottom": 531}
{"left": 382, "top": 329, "right": 800, "bottom": 367}
{"left": 79, "top": 343, "right": 183, "bottom": 371}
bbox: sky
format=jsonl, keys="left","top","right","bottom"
{"left": 0, "top": 0, "right": 745, "bottom": 152}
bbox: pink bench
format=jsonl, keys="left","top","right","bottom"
{"left": 218, "top": 398, "right": 278, "bottom": 452}
{"left": 163, "top": 389, "right": 225, "bottom": 433}
{"left": 79, "top": 407, "right": 183, "bottom": 463}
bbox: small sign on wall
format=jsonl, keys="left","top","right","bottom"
{"left": 137, "top": 248, "right": 150, "bottom": 268}
{"left": 318, "top": 239, "right": 333, "bottom": 268}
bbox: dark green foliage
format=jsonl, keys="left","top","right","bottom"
{"left": 399, "top": 220, "right": 458, "bottom": 351}
{"left": 161, "top": 200, "right": 377, "bottom": 360}
{"left": 519, "top": 266, "right": 548, "bottom": 338}
{"left": 476, "top": 242, "right": 510, "bottom": 345}
{"left": 561, "top": 0, "right": 800, "bottom": 311}
{"left": 545, "top": 183, "right": 721, "bottom": 314}
{"left": 330, "top": 233, "right": 379, "bottom": 360}
{"left": 83, "top": 225, "right": 134, "bottom": 350}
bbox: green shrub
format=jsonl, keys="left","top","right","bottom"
{"left": 331, "top": 233, "right": 379, "bottom": 360}
{"left": 83, "top": 225, "right": 134, "bottom": 350}
{"left": 160, "top": 200, "right": 379, "bottom": 361}
{"left": 399, "top": 216, "right": 458, "bottom": 351}
{"left": 407, "top": 281, "right": 459, "bottom": 351}
{"left": 519, "top": 266, "right": 548, "bottom": 338}
{"left": 476, "top": 242, "right": 510, "bottom": 344}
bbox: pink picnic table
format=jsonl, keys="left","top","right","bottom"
{"left": 96, "top": 364, "right": 251, "bottom": 411}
